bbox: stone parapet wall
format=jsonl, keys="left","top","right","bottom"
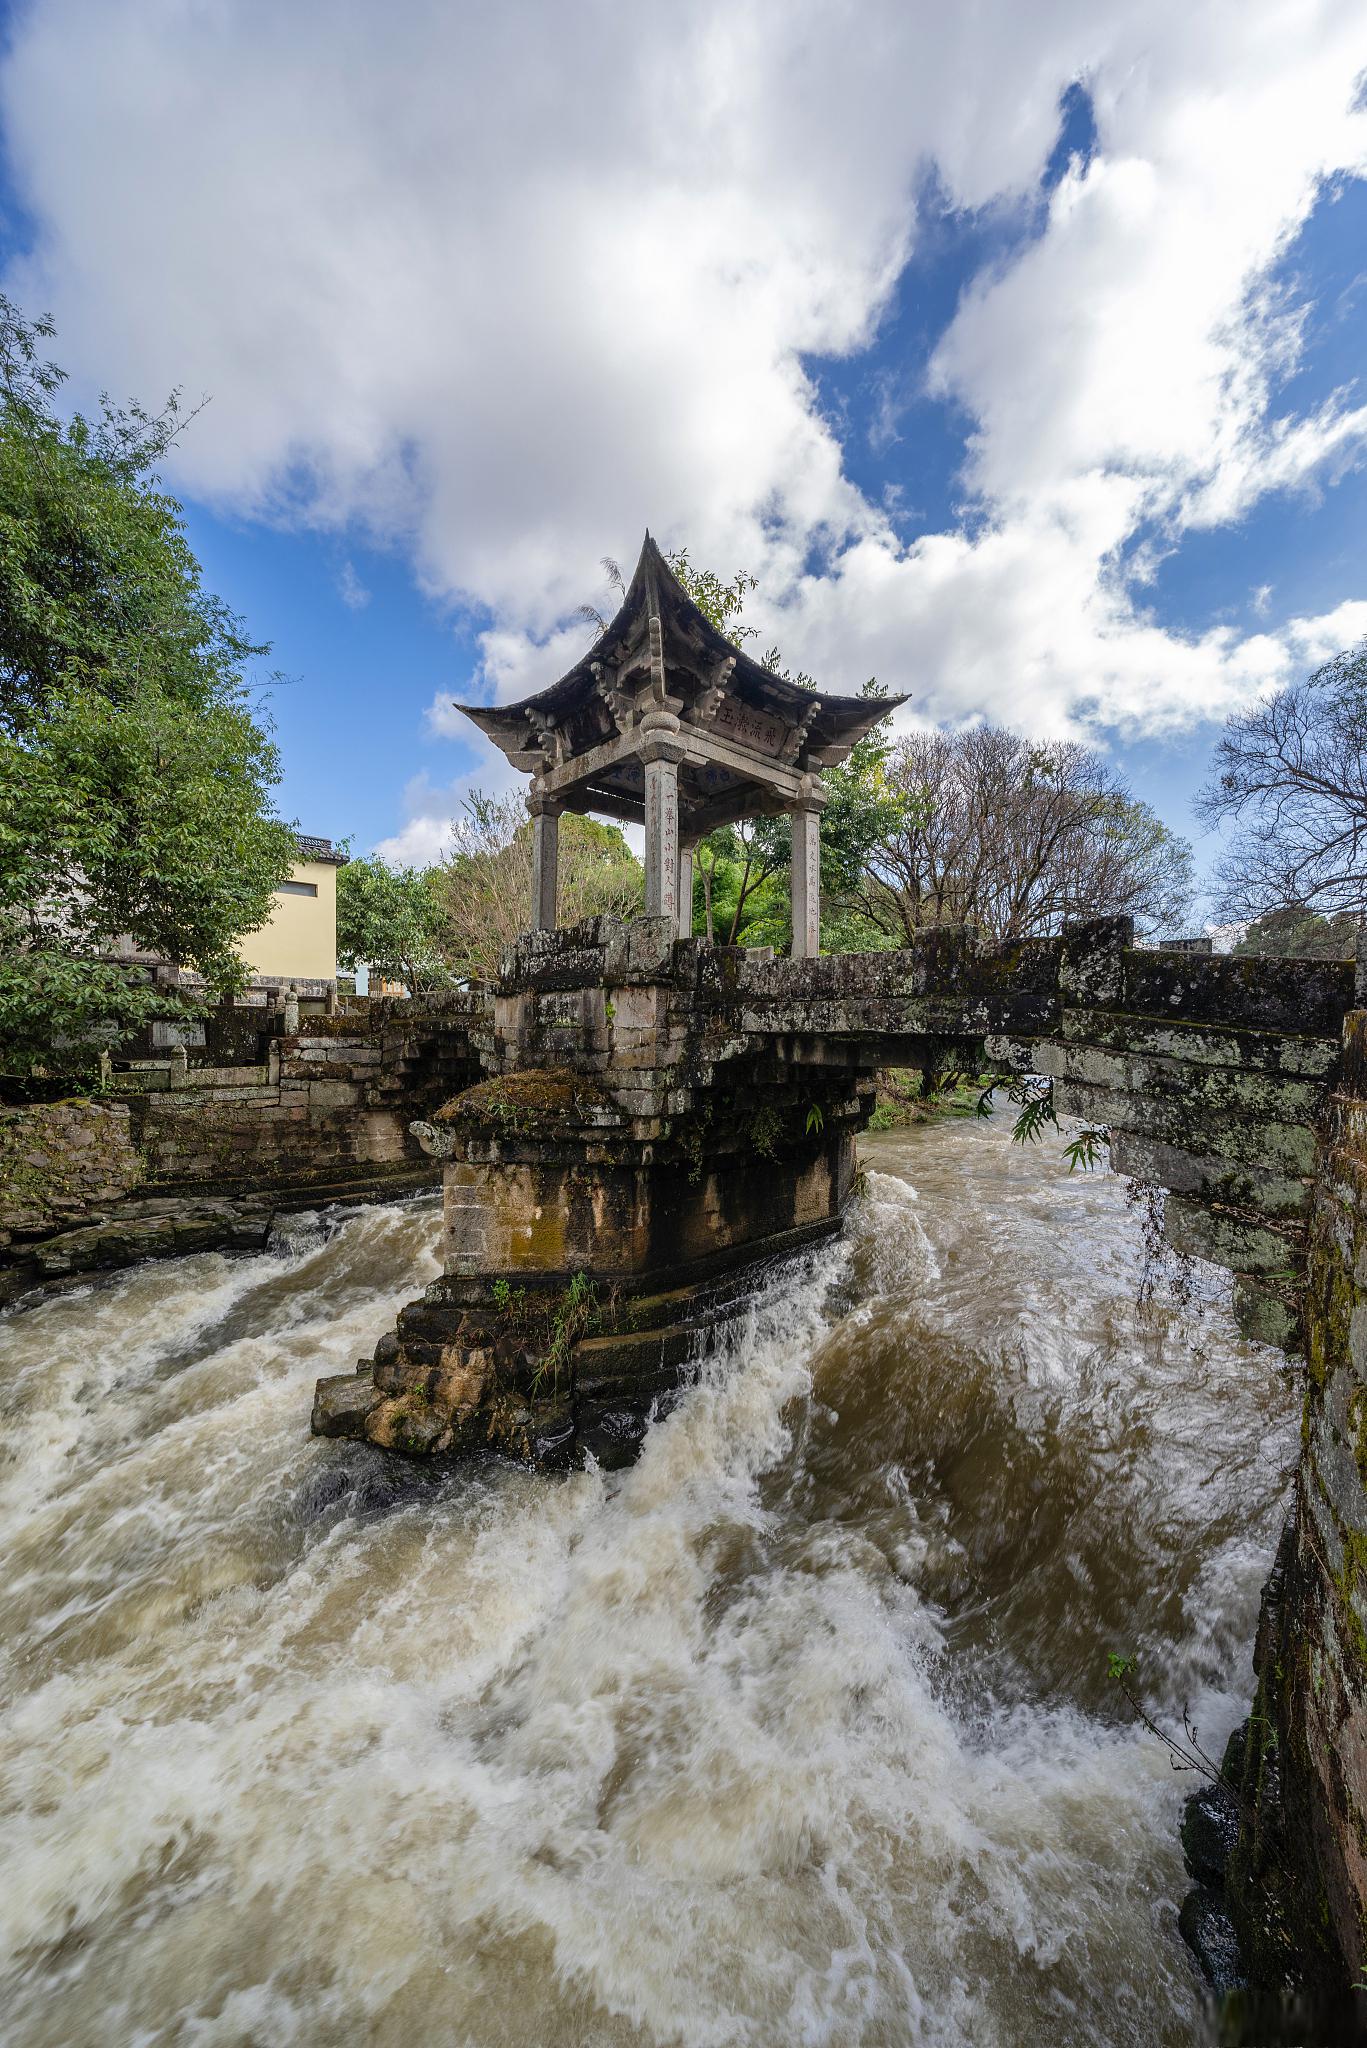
{"left": 115, "top": 1009, "right": 481, "bottom": 1193}
{"left": 1042, "top": 923, "right": 1350, "bottom": 1347}
{"left": 484, "top": 916, "right": 1354, "bottom": 1342}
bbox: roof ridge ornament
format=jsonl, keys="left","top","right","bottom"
{"left": 647, "top": 610, "right": 667, "bottom": 706}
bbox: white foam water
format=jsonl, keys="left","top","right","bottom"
{"left": 0, "top": 1121, "right": 1296, "bottom": 2046}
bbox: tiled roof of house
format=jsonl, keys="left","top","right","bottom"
{"left": 295, "top": 835, "right": 349, "bottom": 866}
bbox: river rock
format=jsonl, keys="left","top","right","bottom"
{"left": 1179, "top": 1885, "right": 1245, "bottom": 1998}
{"left": 29, "top": 1197, "right": 274, "bottom": 1277}
{"left": 312, "top": 1368, "right": 383, "bottom": 1438}
{"left": 1180, "top": 1784, "right": 1239, "bottom": 1888}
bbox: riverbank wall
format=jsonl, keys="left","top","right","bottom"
{"left": 1206, "top": 999, "right": 1367, "bottom": 2034}
{"left": 0, "top": 998, "right": 481, "bottom": 1302}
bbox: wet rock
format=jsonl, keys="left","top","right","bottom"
{"left": 365, "top": 1390, "right": 458, "bottom": 1455}
{"left": 578, "top": 1403, "right": 651, "bottom": 1471}
{"left": 1180, "top": 1885, "right": 1245, "bottom": 1999}
{"left": 529, "top": 1404, "right": 577, "bottom": 1470}
{"left": 29, "top": 1197, "right": 274, "bottom": 1277}
{"left": 431, "top": 1346, "right": 494, "bottom": 1424}
{"left": 312, "top": 1368, "right": 381, "bottom": 1439}
{"left": 1181, "top": 1784, "right": 1240, "bottom": 1889}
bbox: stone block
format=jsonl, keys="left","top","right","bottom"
{"left": 307, "top": 1080, "right": 362, "bottom": 1109}
{"left": 1063, "top": 1006, "right": 1342, "bottom": 1079}
{"left": 1229, "top": 1269, "right": 1303, "bottom": 1351}
{"left": 312, "top": 1368, "right": 381, "bottom": 1438}
{"left": 604, "top": 916, "right": 676, "bottom": 984}
{"left": 1122, "top": 951, "right": 1353, "bottom": 1037}
{"left": 1060, "top": 917, "right": 1132, "bottom": 1006}
{"left": 1164, "top": 1197, "right": 1302, "bottom": 1276}
{"left": 1053, "top": 1075, "right": 1316, "bottom": 1175}
{"left": 1108, "top": 1131, "right": 1310, "bottom": 1219}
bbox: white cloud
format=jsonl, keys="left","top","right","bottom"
{"left": 4, "top": 0, "right": 1367, "bottom": 793}
{"left": 336, "top": 559, "right": 370, "bottom": 611}
{"left": 372, "top": 773, "right": 474, "bottom": 868}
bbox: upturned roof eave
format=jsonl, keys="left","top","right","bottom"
{"left": 447, "top": 531, "right": 907, "bottom": 745}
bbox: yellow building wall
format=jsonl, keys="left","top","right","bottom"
{"left": 240, "top": 858, "right": 339, "bottom": 983}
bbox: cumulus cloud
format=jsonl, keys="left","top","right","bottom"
{"left": 4, "top": 0, "right": 1367, "bottom": 797}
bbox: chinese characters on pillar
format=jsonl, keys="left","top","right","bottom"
{"left": 791, "top": 806, "right": 821, "bottom": 959}
{"left": 643, "top": 754, "right": 680, "bottom": 922}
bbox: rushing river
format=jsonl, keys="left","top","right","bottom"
{"left": 0, "top": 1113, "right": 1297, "bottom": 2048}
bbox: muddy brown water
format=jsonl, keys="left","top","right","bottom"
{"left": 0, "top": 1113, "right": 1297, "bottom": 2047}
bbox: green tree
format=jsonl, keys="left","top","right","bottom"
{"left": 0, "top": 299, "right": 296, "bottom": 1074}
{"left": 335, "top": 853, "right": 452, "bottom": 993}
{"left": 435, "top": 793, "right": 642, "bottom": 979}
{"left": 694, "top": 818, "right": 789, "bottom": 946}
{"left": 1232, "top": 903, "right": 1359, "bottom": 959}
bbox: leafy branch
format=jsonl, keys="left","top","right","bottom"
{"left": 923, "top": 1066, "right": 1108, "bottom": 1169}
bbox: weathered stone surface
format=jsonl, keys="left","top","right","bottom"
{"left": 1182, "top": 1784, "right": 1240, "bottom": 1888}
{"left": 1108, "top": 1132, "right": 1310, "bottom": 1221}
{"left": 0, "top": 1100, "right": 143, "bottom": 1239}
{"left": 1231, "top": 1275, "right": 1303, "bottom": 1351}
{"left": 1214, "top": 1021, "right": 1367, "bottom": 2026}
{"left": 0, "top": 998, "right": 483, "bottom": 1297}
{"left": 1163, "top": 1198, "right": 1303, "bottom": 1278}
{"left": 1178, "top": 1886, "right": 1245, "bottom": 1999}
{"left": 312, "top": 1369, "right": 383, "bottom": 1438}
{"left": 28, "top": 1196, "right": 274, "bottom": 1276}
{"left": 1123, "top": 951, "right": 1354, "bottom": 1036}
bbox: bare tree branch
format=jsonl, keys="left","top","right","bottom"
{"left": 1198, "top": 641, "right": 1367, "bottom": 920}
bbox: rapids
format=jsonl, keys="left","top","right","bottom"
{"left": 0, "top": 1113, "right": 1297, "bottom": 2047}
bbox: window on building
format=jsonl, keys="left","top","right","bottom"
{"left": 276, "top": 879, "right": 318, "bottom": 898}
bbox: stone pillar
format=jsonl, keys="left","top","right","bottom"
{"left": 283, "top": 986, "right": 300, "bottom": 1034}
{"left": 790, "top": 779, "right": 825, "bottom": 960}
{"left": 640, "top": 712, "right": 685, "bottom": 925}
{"left": 527, "top": 792, "right": 561, "bottom": 932}
{"left": 678, "top": 840, "right": 696, "bottom": 941}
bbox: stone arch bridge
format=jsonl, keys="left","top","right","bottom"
{"left": 314, "top": 907, "right": 1354, "bottom": 1466}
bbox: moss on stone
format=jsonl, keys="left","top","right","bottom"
{"left": 432, "top": 1067, "right": 614, "bottom": 1136}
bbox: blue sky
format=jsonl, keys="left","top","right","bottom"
{"left": 3, "top": 1, "right": 1366, "bottom": 919}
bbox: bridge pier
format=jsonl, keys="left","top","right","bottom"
{"left": 312, "top": 916, "right": 871, "bottom": 1468}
